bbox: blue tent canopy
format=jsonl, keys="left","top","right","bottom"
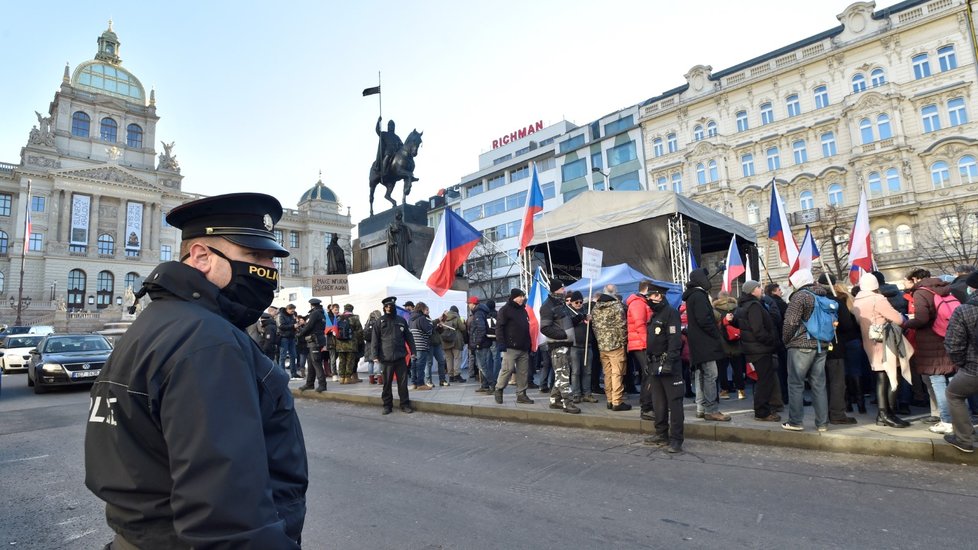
{"left": 564, "top": 263, "right": 683, "bottom": 308}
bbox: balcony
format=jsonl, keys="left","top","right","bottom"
{"left": 789, "top": 208, "right": 821, "bottom": 225}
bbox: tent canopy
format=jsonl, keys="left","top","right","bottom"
{"left": 527, "top": 190, "right": 757, "bottom": 284}
{"left": 564, "top": 262, "right": 683, "bottom": 308}
{"left": 274, "top": 265, "right": 467, "bottom": 319}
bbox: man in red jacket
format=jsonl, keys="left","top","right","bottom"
{"left": 627, "top": 280, "right": 655, "bottom": 420}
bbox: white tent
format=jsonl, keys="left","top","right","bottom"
{"left": 275, "top": 265, "right": 467, "bottom": 319}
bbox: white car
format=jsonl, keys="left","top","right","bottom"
{"left": 0, "top": 334, "right": 45, "bottom": 373}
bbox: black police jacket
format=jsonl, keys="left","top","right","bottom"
{"left": 84, "top": 262, "right": 307, "bottom": 549}
{"left": 298, "top": 306, "right": 327, "bottom": 349}
{"left": 371, "top": 312, "right": 416, "bottom": 362}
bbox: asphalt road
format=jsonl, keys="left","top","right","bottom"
{"left": 2, "top": 372, "right": 978, "bottom": 549}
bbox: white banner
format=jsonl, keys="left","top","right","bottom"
{"left": 581, "top": 246, "right": 603, "bottom": 279}
{"left": 125, "top": 202, "right": 143, "bottom": 251}
{"left": 70, "top": 194, "right": 90, "bottom": 246}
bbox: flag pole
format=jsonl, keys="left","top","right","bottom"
{"left": 377, "top": 71, "right": 382, "bottom": 121}
{"left": 16, "top": 179, "right": 31, "bottom": 325}
{"left": 481, "top": 236, "right": 532, "bottom": 279}
{"left": 756, "top": 251, "right": 775, "bottom": 284}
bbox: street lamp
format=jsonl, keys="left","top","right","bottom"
{"left": 9, "top": 295, "right": 32, "bottom": 325}
{"left": 591, "top": 167, "right": 613, "bottom": 191}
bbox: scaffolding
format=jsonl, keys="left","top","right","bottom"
{"left": 667, "top": 214, "right": 691, "bottom": 287}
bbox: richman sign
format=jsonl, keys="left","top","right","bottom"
{"left": 492, "top": 121, "right": 544, "bottom": 149}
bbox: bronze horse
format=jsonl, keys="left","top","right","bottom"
{"left": 369, "top": 129, "right": 422, "bottom": 216}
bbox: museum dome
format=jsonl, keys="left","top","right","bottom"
{"left": 70, "top": 21, "right": 146, "bottom": 104}
{"left": 299, "top": 176, "right": 339, "bottom": 204}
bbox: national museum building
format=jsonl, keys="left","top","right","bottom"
{"left": 640, "top": 0, "right": 978, "bottom": 281}
{"left": 0, "top": 24, "right": 351, "bottom": 323}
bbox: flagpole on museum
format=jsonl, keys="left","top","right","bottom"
{"left": 15, "top": 179, "right": 31, "bottom": 325}
{"left": 376, "top": 71, "right": 382, "bottom": 120}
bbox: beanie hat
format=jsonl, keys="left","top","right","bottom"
{"left": 549, "top": 279, "right": 565, "bottom": 293}
{"left": 859, "top": 272, "right": 880, "bottom": 292}
{"left": 789, "top": 269, "right": 814, "bottom": 288}
{"left": 510, "top": 288, "right": 526, "bottom": 300}
{"left": 817, "top": 273, "right": 837, "bottom": 286}
{"left": 569, "top": 290, "right": 584, "bottom": 302}
{"left": 741, "top": 280, "right": 761, "bottom": 295}
{"left": 467, "top": 296, "right": 480, "bottom": 304}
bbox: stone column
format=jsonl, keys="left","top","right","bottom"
{"left": 89, "top": 194, "right": 101, "bottom": 251}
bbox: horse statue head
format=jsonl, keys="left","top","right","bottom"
{"left": 404, "top": 129, "right": 423, "bottom": 157}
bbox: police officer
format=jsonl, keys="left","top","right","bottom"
{"left": 372, "top": 296, "right": 416, "bottom": 414}
{"left": 298, "top": 298, "right": 329, "bottom": 392}
{"left": 84, "top": 193, "right": 307, "bottom": 548}
{"left": 643, "top": 283, "right": 685, "bottom": 453}
{"left": 540, "top": 280, "right": 582, "bottom": 414}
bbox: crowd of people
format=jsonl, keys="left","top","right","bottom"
{"left": 253, "top": 264, "right": 978, "bottom": 455}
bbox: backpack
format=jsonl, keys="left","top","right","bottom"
{"left": 799, "top": 289, "right": 839, "bottom": 351}
{"left": 920, "top": 288, "right": 960, "bottom": 338}
{"left": 335, "top": 315, "right": 353, "bottom": 340}
{"left": 440, "top": 321, "right": 458, "bottom": 345}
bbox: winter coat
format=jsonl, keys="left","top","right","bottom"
{"left": 333, "top": 313, "right": 363, "bottom": 353}
{"left": 879, "top": 283, "right": 909, "bottom": 316}
{"left": 712, "top": 294, "right": 742, "bottom": 356}
{"left": 439, "top": 310, "right": 467, "bottom": 351}
{"left": 570, "top": 304, "right": 593, "bottom": 349}
{"left": 761, "top": 295, "right": 785, "bottom": 347}
{"left": 408, "top": 310, "right": 433, "bottom": 352}
{"left": 826, "top": 293, "right": 858, "bottom": 359}
{"left": 782, "top": 283, "right": 829, "bottom": 350}
{"left": 540, "top": 295, "right": 575, "bottom": 347}
{"left": 735, "top": 294, "right": 777, "bottom": 359}
{"left": 278, "top": 310, "right": 297, "bottom": 338}
{"left": 626, "top": 293, "right": 652, "bottom": 351}
{"left": 497, "top": 298, "right": 531, "bottom": 351}
{"left": 297, "top": 306, "right": 327, "bottom": 349}
{"left": 84, "top": 262, "right": 306, "bottom": 549}
{"left": 682, "top": 268, "right": 725, "bottom": 365}
{"left": 853, "top": 289, "right": 911, "bottom": 388}
{"left": 945, "top": 293, "right": 978, "bottom": 376}
{"left": 646, "top": 299, "right": 683, "bottom": 370}
{"left": 905, "top": 277, "right": 957, "bottom": 375}
{"left": 371, "top": 311, "right": 416, "bottom": 362}
{"left": 363, "top": 311, "right": 381, "bottom": 362}
{"left": 949, "top": 275, "right": 971, "bottom": 304}
{"left": 468, "top": 304, "right": 491, "bottom": 349}
{"left": 591, "top": 295, "right": 627, "bottom": 352}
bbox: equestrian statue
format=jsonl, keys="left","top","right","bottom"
{"left": 369, "top": 116, "right": 422, "bottom": 216}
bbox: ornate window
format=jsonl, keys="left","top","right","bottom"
{"left": 0, "top": 231, "right": 7, "bottom": 255}
{"left": 706, "top": 121, "right": 717, "bottom": 137}
{"left": 896, "top": 225, "right": 914, "bottom": 251}
{"left": 958, "top": 155, "right": 977, "bottom": 184}
{"left": 760, "top": 102, "right": 774, "bottom": 125}
{"left": 821, "top": 132, "right": 836, "bottom": 157}
{"left": 868, "top": 172, "right": 882, "bottom": 197}
{"left": 931, "top": 161, "right": 951, "bottom": 188}
{"left": 126, "top": 124, "right": 143, "bottom": 148}
{"left": 746, "top": 201, "right": 760, "bottom": 225}
{"left": 671, "top": 173, "right": 682, "bottom": 193}
{"left": 100, "top": 117, "right": 118, "bottom": 142}
{"left": 97, "top": 271, "right": 114, "bottom": 309}
{"left": 741, "top": 153, "right": 755, "bottom": 177}
{"left": 870, "top": 68, "right": 886, "bottom": 87}
{"left": 707, "top": 160, "right": 719, "bottom": 182}
{"left": 851, "top": 74, "right": 867, "bottom": 93}
{"left": 886, "top": 168, "right": 902, "bottom": 193}
{"left": 290, "top": 258, "right": 300, "bottom": 276}
{"left": 736, "top": 111, "right": 749, "bottom": 132}
{"left": 124, "top": 272, "right": 140, "bottom": 291}
{"left": 68, "top": 269, "right": 86, "bottom": 309}
{"left": 800, "top": 190, "right": 814, "bottom": 211}
{"left": 859, "top": 118, "right": 874, "bottom": 144}
{"left": 72, "top": 112, "right": 91, "bottom": 137}
{"left": 696, "top": 163, "right": 706, "bottom": 185}
{"left": 792, "top": 140, "right": 807, "bottom": 164}
{"left": 786, "top": 94, "right": 801, "bottom": 117}
{"left": 653, "top": 138, "right": 664, "bottom": 157}
{"left": 938, "top": 45, "right": 957, "bottom": 72}
{"left": 766, "top": 147, "right": 780, "bottom": 171}
{"left": 948, "top": 97, "right": 968, "bottom": 126}
{"left": 97, "top": 234, "right": 114, "bottom": 255}
{"left": 921, "top": 104, "right": 941, "bottom": 132}
{"left": 666, "top": 133, "right": 677, "bottom": 153}
{"left": 827, "top": 183, "right": 844, "bottom": 206}
{"left": 693, "top": 124, "right": 704, "bottom": 141}
{"left": 877, "top": 114, "right": 892, "bottom": 140}
{"left": 814, "top": 85, "right": 829, "bottom": 109}
{"left": 912, "top": 54, "right": 931, "bottom": 79}
{"left": 876, "top": 228, "right": 893, "bottom": 253}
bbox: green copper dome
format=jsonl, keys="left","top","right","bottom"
{"left": 299, "top": 178, "right": 338, "bottom": 203}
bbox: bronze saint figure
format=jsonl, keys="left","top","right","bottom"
{"left": 326, "top": 233, "right": 347, "bottom": 274}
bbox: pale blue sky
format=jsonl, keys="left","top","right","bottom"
{"left": 0, "top": 0, "right": 898, "bottom": 230}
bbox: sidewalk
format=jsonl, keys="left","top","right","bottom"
{"left": 290, "top": 374, "right": 978, "bottom": 466}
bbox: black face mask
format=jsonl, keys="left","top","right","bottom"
{"left": 207, "top": 246, "right": 279, "bottom": 328}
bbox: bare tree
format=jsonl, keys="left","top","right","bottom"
{"left": 914, "top": 203, "right": 978, "bottom": 274}
{"left": 465, "top": 239, "right": 510, "bottom": 301}
{"left": 814, "top": 205, "right": 852, "bottom": 278}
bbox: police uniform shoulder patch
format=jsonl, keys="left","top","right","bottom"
{"left": 669, "top": 326, "right": 677, "bottom": 334}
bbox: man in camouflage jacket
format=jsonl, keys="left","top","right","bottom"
{"left": 591, "top": 292, "right": 630, "bottom": 410}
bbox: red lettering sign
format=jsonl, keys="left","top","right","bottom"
{"left": 491, "top": 120, "right": 545, "bottom": 150}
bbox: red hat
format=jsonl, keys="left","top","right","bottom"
{"left": 467, "top": 296, "right": 480, "bottom": 304}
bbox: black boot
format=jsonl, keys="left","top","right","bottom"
{"left": 875, "top": 375, "right": 906, "bottom": 428}
{"left": 850, "top": 376, "right": 867, "bottom": 414}
{"left": 887, "top": 387, "right": 910, "bottom": 427}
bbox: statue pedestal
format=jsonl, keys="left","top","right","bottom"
{"left": 353, "top": 204, "right": 433, "bottom": 276}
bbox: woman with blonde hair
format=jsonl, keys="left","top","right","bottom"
{"left": 852, "top": 272, "right": 913, "bottom": 427}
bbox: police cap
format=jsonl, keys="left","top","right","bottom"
{"left": 647, "top": 283, "right": 670, "bottom": 295}
{"left": 166, "top": 192, "right": 289, "bottom": 257}
{"left": 382, "top": 296, "right": 397, "bottom": 306}
{"left": 308, "top": 298, "right": 322, "bottom": 306}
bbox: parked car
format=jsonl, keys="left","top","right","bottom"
{"left": 28, "top": 325, "right": 55, "bottom": 335}
{"left": 27, "top": 334, "right": 113, "bottom": 394}
{"left": 0, "top": 326, "right": 32, "bottom": 336}
{"left": 0, "top": 334, "right": 45, "bottom": 373}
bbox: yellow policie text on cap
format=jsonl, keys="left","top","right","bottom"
{"left": 165, "top": 192, "right": 290, "bottom": 257}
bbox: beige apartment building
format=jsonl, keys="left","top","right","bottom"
{"left": 641, "top": 0, "right": 978, "bottom": 284}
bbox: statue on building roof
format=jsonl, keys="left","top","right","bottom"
{"left": 158, "top": 141, "right": 180, "bottom": 172}
{"left": 28, "top": 111, "right": 55, "bottom": 147}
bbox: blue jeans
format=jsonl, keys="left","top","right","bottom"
{"left": 571, "top": 347, "right": 593, "bottom": 396}
{"left": 279, "top": 338, "right": 297, "bottom": 375}
{"left": 537, "top": 345, "right": 553, "bottom": 387}
{"left": 476, "top": 347, "right": 495, "bottom": 389}
{"left": 430, "top": 345, "right": 447, "bottom": 384}
{"left": 787, "top": 348, "right": 828, "bottom": 428}
{"left": 929, "top": 374, "right": 951, "bottom": 423}
{"left": 693, "top": 360, "right": 719, "bottom": 414}
{"left": 411, "top": 349, "right": 431, "bottom": 386}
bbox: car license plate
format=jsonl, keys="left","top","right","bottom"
{"left": 71, "top": 370, "right": 100, "bottom": 379}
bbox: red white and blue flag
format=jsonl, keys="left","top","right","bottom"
{"left": 421, "top": 209, "right": 482, "bottom": 296}
{"left": 848, "top": 188, "right": 874, "bottom": 285}
{"left": 518, "top": 162, "right": 545, "bottom": 254}
{"left": 768, "top": 180, "right": 798, "bottom": 268}
{"left": 790, "top": 225, "right": 820, "bottom": 277}
{"left": 526, "top": 266, "right": 548, "bottom": 352}
{"left": 723, "top": 235, "right": 745, "bottom": 293}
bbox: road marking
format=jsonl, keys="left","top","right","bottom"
{"left": 63, "top": 529, "right": 98, "bottom": 543}
{"left": 0, "top": 454, "right": 49, "bottom": 464}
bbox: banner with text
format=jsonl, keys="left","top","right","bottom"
{"left": 312, "top": 275, "right": 349, "bottom": 295}
{"left": 70, "top": 194, "right": 91, "bottom": 246}
{"left": 581, "top": 246, "right": 603, "bottom": 279}
{"left": 125, "top": 202, "right": 143, "bottom": 251}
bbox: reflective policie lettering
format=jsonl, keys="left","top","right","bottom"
{"left": 248, "top": 265, "right": 279, "bottom": 281}
{"left": 89, "top": 396, "right": 118, "bottom": 426}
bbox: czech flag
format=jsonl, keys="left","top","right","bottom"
{"left": 768, "top": 180, "right": 798, "bottom": 268}
{"left": 421, "top": 209, "right": 482, "bottom": 296}
{"left": 848, "top": 188, "right": 874, "bottom": 285}
{"left": 518, "top": 162, "right": 545, "bottom": 254}
{"left": 722, "top": 235, "right": 745, "bottom": 293}
{"left": 526, "top": 267, "right": 549, "bottom": 352}
{"left": 323, "top": 310, "right": 337, "bottom": 337}
{"left": 688, "top": 243, "right": 698, "bottom": 270}
{"left": 790, "top": 226, "right": 820, "bottom": 276}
